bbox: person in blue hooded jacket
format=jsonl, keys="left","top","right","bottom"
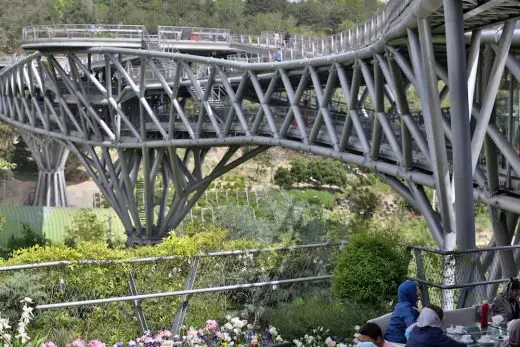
{"left": 384, "top": 280, "right": 420, "bottom": 343}
{"left": 406, "top": 305, "right": 465, "bottom": 347}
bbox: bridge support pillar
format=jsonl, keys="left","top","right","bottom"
{"left": 21, "top": 133, "right": 70, "bottom": 207}
{"left": 443, "top": 0, "right": 475, "bottom": 250}
{"left": 67, "top": 144, "right": 267, "bottom": 245}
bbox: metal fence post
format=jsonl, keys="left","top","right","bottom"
{"left": 128, "top": 273, "right": 149, "bottom": 334}
{"left": 171, "top": 258, "right": 200, "bottom": 335}
{"left": 414, "top": 249, "right": 430, "bottom": 307}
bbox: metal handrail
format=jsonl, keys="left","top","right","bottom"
{"left": 0, "top": 241, "right": 343, "bottom": 272}
{"left": 22, "top": 24, "right": 148, "bottom": 40}
{"left": 20, "top": 0, "right": 413, "bottom": 59}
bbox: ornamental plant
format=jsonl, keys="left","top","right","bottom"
{"left": 292, "top": 327, "right": 349, "bottom": 347}
{"left": 0, "top": 297, "right": 46, "bottom": 347}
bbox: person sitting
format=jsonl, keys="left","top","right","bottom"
{"left": 357, "top": 322, "right": 394, "bottom": 347}
{"left": 501, "top": 319, "right": 520, "bottom": 347}
{"left": 492, "top": 278, "right": 520, "bottom": 321}
{"left": 406, "top": 305, "right": 465, "bottom": 347}
{"left": 384, "top": 281, "right": 420, "bottom": 344}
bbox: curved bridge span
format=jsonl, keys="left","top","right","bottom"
{"left": 1, "top": 0, "right": 520, "bottom": 259}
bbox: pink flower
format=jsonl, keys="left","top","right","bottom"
{"left": 66, "top": 345, "right": 72, "bottom": 347}
{"left": 88, "top": 340, "right": 106, "bottom": 347}
{"left": 205, "top": 320, "right": 218, "bottom": 331}
{"left": 215, "top": 332, "right": 223, "bottom": 338}
{"left": 42, "top": 343, "right": 57, "bottom": 347}
{"left": 71, "top": 339, "right": 86, "bottom": 347}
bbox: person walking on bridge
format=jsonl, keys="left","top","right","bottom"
{"left": 284, "top": 32, "right": 291, "bottom": 47}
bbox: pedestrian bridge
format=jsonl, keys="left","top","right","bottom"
{"left": 1, "top": 0, "right": 520, "bottom": 257}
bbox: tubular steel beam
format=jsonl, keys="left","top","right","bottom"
{"left": 410, "top": 24, "right": 454, "bottom": 246}
{"left": 443, "top": 0, "right": 475, "bottom": 250}
{"left": 470, "top": 20, "right": 516, "bottom": 177}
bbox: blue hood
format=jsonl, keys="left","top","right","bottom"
{"left": 384, "top": 281, "right": 419, "bottom": 343}
{"left": 398, "top": 280, "right": 418, "bottom": 306}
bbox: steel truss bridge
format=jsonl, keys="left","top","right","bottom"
{"left": 1, "top": 0, "right": 520, "bottom": 273}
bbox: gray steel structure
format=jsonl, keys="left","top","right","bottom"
{"left": 1, "top": 0, "right": 520, "bottom": 253}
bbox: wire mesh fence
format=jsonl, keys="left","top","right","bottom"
{"left": 408, "top": 245, "right": 520, "bottom": 310}
{"left": 0, "top": 243, "right": 341, "bottom": 342}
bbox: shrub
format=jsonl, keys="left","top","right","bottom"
{"left": 264, "top": 296, "right": 382, "bottom": 341}
{"left": 0, "top": 272, "right": 47, "bottom": 324}
{"left": 0, "top": 223, "right": 50, "bottom": 258}
{"left": 332, "top": 231, "right": 410, "bottom": 308}
{"left": 274, "top": 167, "right": 294, "bottom": 188}
{"left": 64, "top": 209, "right": 108, "bottom": 246}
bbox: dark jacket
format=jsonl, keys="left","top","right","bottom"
{"left": 492, "top": 280, "right": 520, "bottom": 321}
{"left": 384, "top": 281, "right": 419, "bottom": 344}
{"left": 406, "top": 326, "right": 465, "bottom": 347}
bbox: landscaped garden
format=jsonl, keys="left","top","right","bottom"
{"left": 0, "top": 152, "right": 494, "bottom": 346}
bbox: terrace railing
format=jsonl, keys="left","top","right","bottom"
{"left": 408, "top": 245, "right": 520, "bottom": 310}
{"left": 0, "top": 242, "right": 343, "bottom": 335}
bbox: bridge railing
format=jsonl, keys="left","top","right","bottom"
{"left": 20, "top": 0, "right": 413, "bottom": 58}
{"left": 158, "top": 26, "right": 231, "bottom": 44}
{"left": 22, "top": 24, "right": 148, "bottom": 41}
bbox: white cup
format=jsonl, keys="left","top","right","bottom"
{"left": 461, "top": 334, "right": 472, "bottom": 343}
{"left": 479, "top": 335, "right": 492, "bottom": 343}
{"left": 455, "top": 325, "right": 464, "bottom": 334}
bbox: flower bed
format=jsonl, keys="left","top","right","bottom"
{"left": 2, "top": 299, "right": 354, "bottom": 347}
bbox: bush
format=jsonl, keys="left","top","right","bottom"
{"left": 0, "top": 223, "right": 50, "bottom": 258}
{"left": 64, "top": 209, "right": 108, "bottom": 246}
{"left": 332, "top": 231, "right": 410, "bottom": 308}
{"left": 0, "top": 272, "right": 47, "bottom": 324}
{"left": 264, "top": 296, "right": 382, "bottom": 341}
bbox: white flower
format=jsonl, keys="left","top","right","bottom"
{"left": 225, "top": 315, "right": 232, "bottom": 321}
{"left": 224, "top": 323, "right": 233, "bottom": 330}
{"left": 275, "top": 336, "right": 283, "bottom": 342}
{"left": 2, "top": 333, "right": 11, "bottom": 342}
{"left": 247, "top": 324, "right": 253, "bottom": 330}
{"left": 0, "top": 317, "right": 11, "bottom": 332}
{"left": 293, "top": 339, "right": 303, "bottom": 347}
{"left": 325, "top": 337, "right": 337, "bottom": 347}
{"left": 20, "top": 298, "right": 33, "bottom": 304}
{"left": 269, "top": 326, "right": 278, "bottom": 337}
{"left": 223, "top": 333, "right": 231, "bottom": 342}
{"left": 354, "top": 325, "right": 361, "bottom": 331}
{"left": 337, "top": 344, "right": 347, "bottom": 347}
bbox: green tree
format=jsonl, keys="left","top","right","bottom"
{"left": 274, "top": 167, "right": 294, "bottom": 188}
{"left": 332, "top": 231, "right": 410, "bottom": 307}
{"left": 244, "top": 0, "right": 287, "bottom": 17}
{"left": 65, "top": 209, "right": 108, "bottom": 246}
{"left": 10, "top": 136, "right": 37, "bottom": 172}
{"left": 0, "top": 0, "right": 57, "bottom": 52}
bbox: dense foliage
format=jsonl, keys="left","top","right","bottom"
{"left": 0, "top": 224, "right": 49, "bottom": 259}
{"left": 332, "top": 231, "right": 410, "bottom": 308}
{"left": 64, "top": 209, "right": 111, "bottom": 246}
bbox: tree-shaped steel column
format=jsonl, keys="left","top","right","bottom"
{"left": 67, "top": 143, "right": 267, "bottom": 245}
{"left": 21, "top": 132, "right": 69, "bottom": 207}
